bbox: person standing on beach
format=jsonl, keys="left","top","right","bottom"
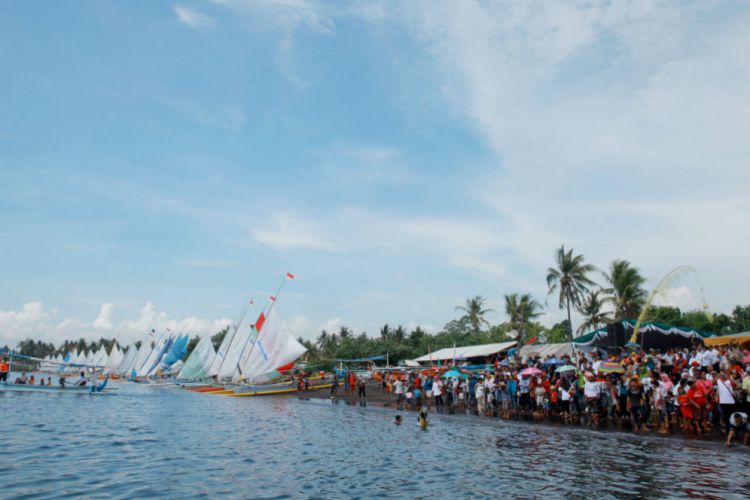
{"left": 433, "top": 377, "right": 444, "bottom": 407}
{"left": 357, "top": 376, "right": 366, "bottom": 398}
{"left": 331, "top": 371, "right": 339, "bottom": 398}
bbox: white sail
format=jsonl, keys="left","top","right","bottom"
{"left": 138, "top": 333, "right": 170, "bottom": 377}
{"left": 131, "top": 341, "right": 154, "bottom": 376}
{"left": 239, "top": 308, "right": 307, "bottom": 383}
{"left": 178, "top": 335, "right": 216, "bottom": 380}
{"left": 217, "top": 328, "right": 251, "bottom": 380}
{"left": 207, "top": 329, "right": 233, "bottom": 377}
{"left": 93, "top": 347, "right": 108, "bottom": 367}
{"left": 116, "top": 342, "right": 138, "bottom": 375}
{"left": 104, "top": 346, "right": 123, "bottom": 373}
{"left": 168, "top": 360, "right": 184, "bottom": 375}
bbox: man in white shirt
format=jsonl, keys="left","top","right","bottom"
{"left": 584, "top": 374, "right": 602, "bottom": 425}
{"left": 715, "top": 372, "right": 736, "bottom": 433}
{"left": 432, "top": 377, "right": 444, "bottom": 407}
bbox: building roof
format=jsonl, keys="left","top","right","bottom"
{"left": 703, "top": 330, "right": 750, "bottom": 346}
{"left": 518, "top": 343, "right": 574, "bottom": 361}
{"left": 414, "top": 341, "right": 517, "bottom": 362}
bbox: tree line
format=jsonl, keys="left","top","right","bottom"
{"left": 6, "top": 245, "right": 749, "bottom": 366}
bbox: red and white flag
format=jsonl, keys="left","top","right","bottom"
{"left": 286, "top": 272, "right": 295, "bottom": 280}
{"left": 249, "top": 299, "right": 254, "bottom": 305}
{"left": 255, "top": 312, "right": 266, "bottom": 333}
{"left": 269, "top": 295, "right": 276, "bottom": 302}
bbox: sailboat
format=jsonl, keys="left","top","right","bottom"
{"left": 228, "top": 308, "right": 307, "bottom": 396}
{"left": 178, "top": 335, "right": 216, "bottom": 381}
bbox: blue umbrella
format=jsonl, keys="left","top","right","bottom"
{"left": 441, "top": 369, "right": 469, "bottom": 379}
{"left": 543, "top": 358, "right": 564, "bottom": 366}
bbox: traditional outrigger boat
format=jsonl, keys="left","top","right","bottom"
{"left": 1, "top": 351, "right": 112, "bottom": 394}
{"left": 0, "top": 377, "right": 109, "bottom": 394}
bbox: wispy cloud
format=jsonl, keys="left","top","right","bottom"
{"left": 252, "top": 211, "right": 340, "bottom": 252}
{"left": 173, "top": 5, "right": 216, "bottom": 29}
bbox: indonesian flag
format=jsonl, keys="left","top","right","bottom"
{"left": 286, "top": 272, "right": 295, "bottom": 279}
{"left": 526, "top": 336, "right": 537, "bottom": 345}
{"left": 249, "top": 299, "right": 254, "bottom": 305}
{"left": 255, "top": 312, "right": 266, "bottom": 333}
{"left": 269, "top": 295, "right": 276, "bottom": 302}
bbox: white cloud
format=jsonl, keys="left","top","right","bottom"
{"left": 92, "top": 303, "right": 115, "bottom": 330}
{"left": 0, "top": 302, "right": 232, "bottom": 346}
{"left": 319, "top": 317, "right": 342, "bottom": 333}
{"left": 252, "top": 211, "right": 340, "bottom": 251}
{"left": 174, "top": 5, "right": 216, "bottom": 29}
{"left": 283, "top": 314, "right": 311, "bottom": 339}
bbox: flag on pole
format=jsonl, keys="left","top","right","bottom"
{"left": 286, "top": 272, "right": 295, "bottom": 279}
{"left": 255, "top": 312, "right": 266, "bottom": 333}
{"left": 249, "top": 299, "right": 254, "bottom": 305}
{"left": 269, "top": 296, "right": 276, "bottom": 302}
{"left": 526, "top": 336, "right": 538, "bottom": 345}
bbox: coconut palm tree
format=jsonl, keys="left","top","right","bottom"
{"left": 455, "top": 296, "right": 494, "bottom": 334}
{"left": 504, "top": 293, "right": 543, "bottom": 343}
{"left": 577, "top": 290, "right": 612, "bottom": 334}
{"left": 546, "top": 245, "right": 597, "bottom": 340}
{"left": 603, "top": 259, "right": 647, "bottom": 320}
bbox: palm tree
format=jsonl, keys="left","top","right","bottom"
{"left": 546, "top": 245, "right": 597, "bottom": 340}
{"left": 577, "top": 290, "right": 612, "bottom": 334}
{"left": 504, "top": 293, "right": 543, "bottom": 344}
{"left": 603, "top": 259, "right": 647, "bottom": 320}
{"left": 455, "top": 296, "right": 494, "bottom": 334}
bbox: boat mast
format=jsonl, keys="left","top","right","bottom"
{"left": 215, "top": 298, "right": 254, "bottom": 378}
{"left": 237, "top": 272, "right": 293, "bottom": 382}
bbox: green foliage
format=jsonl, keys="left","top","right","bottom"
{"left": 185, "top": 336, "right": 200, "bottom": 361}
{"left": 211, "top": 327, "right": 230, "bottom": 351}
{"left": 603, "top": 259, "right": 647, "bottom": 320}
{"left": 577, "top": 290, "right": 612, "bottom": 334}
{"left": 546, "top": 245, "right": 597, "bottom": 340}
{"left": 643, "top": 305, "right": 750, "bottom": 334}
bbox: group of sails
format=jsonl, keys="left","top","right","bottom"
{"left": 34, "top": 307, "right": 305, "bottom": 387}
{"left": 32, "top": 274, "right": 306, "bottom": 388}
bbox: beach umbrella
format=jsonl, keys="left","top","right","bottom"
{"left": 598, "top": 362, "right": 625, "bottom": 374}
{"left": 555, "top": 365, "right": 576, "bottom": 373}
{"left": 543, "top": 358, "right": 564, "bottom": 366}
{"left": 520, "top": 367, "right": 543, "bottom": 377}
{"left": 497, "top": 359, "right": 510, "bottom": 367}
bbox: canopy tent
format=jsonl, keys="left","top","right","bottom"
{"left": 334, "top": 355, "right": 387, "bottom": 363}
{"left": 703, "top": 330, "right": 750, "bottom": 347}
{"left": 414, "top": 341, "right": 516, "bottom": 363}
{"left": 518, "top": 343, "right": 574, "bottom": 361}
{"left": 573, "top": 320, "right": 712, "bottom": 351}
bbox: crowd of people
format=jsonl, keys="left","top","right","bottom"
{"left": 376, "top": 344, "right": 750, "bottom": 447}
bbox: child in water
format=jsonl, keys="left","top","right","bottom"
{"left": 394, "top": 415, "right": 402, "bottom": 426}
{"left": 417, "top": 405, "right": 428, "bottom": 430}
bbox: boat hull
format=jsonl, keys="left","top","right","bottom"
{"left": 0, "top": 383, "right": 93, "bottom": 394}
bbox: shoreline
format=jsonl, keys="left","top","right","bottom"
{"left": 293, "top": 383, "right": 744, "bottom": 448}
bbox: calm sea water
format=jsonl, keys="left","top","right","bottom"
{"left": 2, "top": 381, "right": 749, "bottom": 499}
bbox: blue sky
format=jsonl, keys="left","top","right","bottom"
{"left": 1, "top": 1, "right": 748, "bottom": 345}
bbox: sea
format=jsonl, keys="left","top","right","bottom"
{"left": 2, "top": 380, "right": 749, "bottom": 499}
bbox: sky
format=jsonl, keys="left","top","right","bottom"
{"left": 1, "top": 0, "right": 748, "bottom": 347}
